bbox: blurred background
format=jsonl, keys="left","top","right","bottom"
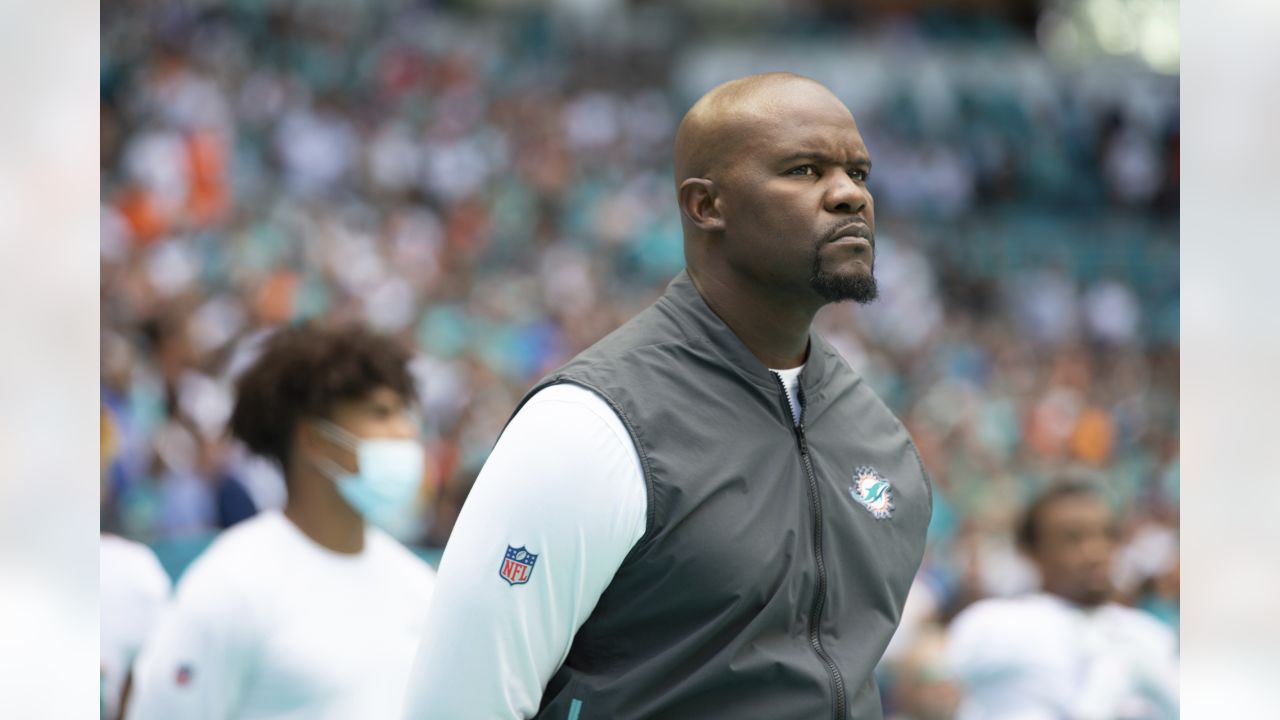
{"left": 100, "top": 0, "right": 1178, "bottom": 714}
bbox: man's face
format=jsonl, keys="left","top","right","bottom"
{"left": 313, "top": 386, "right": 419, "bottom": 474}
{"left": 1030, "top": 494, "right": 1117, "bottom": 606}
{"left": 715, "top": 83, "right": 877, "bottom": 306}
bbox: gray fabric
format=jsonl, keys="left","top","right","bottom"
{"left": 518, "top": 270, "right": 931, "bottom": 720}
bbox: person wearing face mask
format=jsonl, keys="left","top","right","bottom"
{"left": 128, "top": 323, "right": 436, "bottom": 720}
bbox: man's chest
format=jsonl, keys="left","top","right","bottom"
{"left": 240, "top": 573, "right": 427, "bottom": 716}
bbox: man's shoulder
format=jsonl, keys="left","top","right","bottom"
{"left": 101, "top": 534, "right": 171, "bottom": 597}
{"left": 521, "top": 382, "right": 626, "bottom": 427}
{"left": 174, "top": 513, "right": 285, "bottom": 592}
{"left": 553, "top": 297, "right": 693, "bottom": 371}
{"left": 1101, "top": 602, "right": 1177, "bottom": 647}
{"left": 101, "top": 533, "right": 163, "bottom": 572}
{"left": 951, "top": 594, "right": 1064, "bottom": 634}
{"left": 207, "top": 511, "right": 288, "bottom": 552}
{"left": 946, "top": 594, "right": 1076, "bottom": 670}
{"left": 366, "top": 529, "right": 437, "bottom": 591}
{"left": 539, "top": 273, "right": 690, "bottom": 375}
{"left": 951, "top": 595, "right": 1018, "bottom": 625}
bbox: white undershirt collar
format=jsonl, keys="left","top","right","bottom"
{"left": 769, "top": 365, "right": 805, "bottom": 426}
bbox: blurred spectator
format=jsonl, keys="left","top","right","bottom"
{"left": 101, "top": 407, "right": 172, "bottom": 720}
{"left": 128, "top": 325, "right": 436, "bottom": 718}
{"left": 945, "top": 480, "right": 1178, "bottom": 719}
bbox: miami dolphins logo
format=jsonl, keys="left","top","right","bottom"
{"left": 850, "top": 465, "right": 894, "bottom": 520}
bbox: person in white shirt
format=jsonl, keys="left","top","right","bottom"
{"left": 101, "top": 406, "right": 174, "bottom": 720}
{"left": 101, "top": 533, "right": 171, "bottom": 720}
{"left": 128, "top": 324, "right": 436, "bottom": 720}
{"left": 945, "top": 480, "right": 1179, "bottom": 719}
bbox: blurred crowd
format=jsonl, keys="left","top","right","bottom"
{"left": 101, "top": 2, "right": 1178, "bottom": 715}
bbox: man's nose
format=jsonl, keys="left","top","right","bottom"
{"left": 823, "top": 169, "right": 871, "bottom": 215}
{"left": 1080, "top": 534, "right": 1114, "bottom": 565}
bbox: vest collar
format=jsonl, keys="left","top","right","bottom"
{"left": 658, "top": 269, "right": 837, "bottom": 402}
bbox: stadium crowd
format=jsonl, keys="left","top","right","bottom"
{"left": 101, "top": 2, "right": 1178, "bottom": 716}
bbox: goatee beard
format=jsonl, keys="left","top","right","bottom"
{"left": 811, "top": 263, "right": 878, "bottom": 304}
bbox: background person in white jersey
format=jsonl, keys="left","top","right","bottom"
{"left": 945, "top": 480, "right": 1179, "bottom": 719}
{"left": 101, "top": 406, "right": 171, "bottom": 720}
{"left": 101, "top": 534, "right": 171, "bottom": 719}
{"left": 128, "top": 323, "right": 436, "bottom": 720}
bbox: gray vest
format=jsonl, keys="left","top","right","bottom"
{"left": 521, "top": 270, "right": 931, "bottom": 720}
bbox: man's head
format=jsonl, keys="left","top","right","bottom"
{"left": 1017, "top": 481, "right": 1119, "bottom": 607}
{"left": 674, "top": 72, "right": 877, "bottom": 308}
{"left": 228, "top": 323, "right": 420, "bottom": 496}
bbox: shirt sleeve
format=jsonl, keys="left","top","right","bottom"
{"left": 402, "top": 383, "right": 647, "bottom": 720}
{"left": 126, "top": 557, "right": 253, "bottom": 720}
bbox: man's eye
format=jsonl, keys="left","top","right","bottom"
{"left": 786, "top": 165, "right": 817, "bottom": 176}
{"left": 851, "top": 169, "right": 869, "bottom": 181}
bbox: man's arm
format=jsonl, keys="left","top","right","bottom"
{"left": 403, "top": 383, "right": 646, "bottom": 719}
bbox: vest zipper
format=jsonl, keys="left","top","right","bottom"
{"left": 773, "top": 374, "right": 848, "bottom": 720}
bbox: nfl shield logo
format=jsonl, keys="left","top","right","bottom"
{"left": 499, "top": 545, "right": 538, "bottom": 586}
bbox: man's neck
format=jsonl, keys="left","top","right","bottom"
{"left": 688, "top": 268, "right": 817, "bottom": 369}
{"left": 1042, "top": 589, "right": 1109, "bottom": 612}
{"left": 283, "top": 473, "right": 366, "bottom": 554}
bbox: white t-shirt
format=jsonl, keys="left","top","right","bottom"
{"left": 404, "top": 367, "right": 803, "bottom": 719}
{"left": 101, "top": 534, "right": 172, "bottom": 720}
{"left": 945, "top": 593, "right": 1179, "bottom": 720}
{"left": 129, "top": 511, "right": 435, "bottom": 720}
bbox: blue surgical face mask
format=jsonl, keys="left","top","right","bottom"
{"left": 310, "top": 419, "right": 424, "bottom": 527}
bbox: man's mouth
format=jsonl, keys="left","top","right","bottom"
{"left": 827, "top": 222, "right": 873, "bottom": 246}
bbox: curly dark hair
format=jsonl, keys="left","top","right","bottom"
{"left": 228, "top": 322, "right": 418, "bottom": 472}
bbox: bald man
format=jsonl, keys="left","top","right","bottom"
{"left": 404, "top": 73, "right": 932, "bottom": 720}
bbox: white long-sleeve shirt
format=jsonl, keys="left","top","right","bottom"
{"left": 945, "top": 593, "right": 1179, "bottom": 720}
{"left": 403, "top": 369, "right": 803, "bottom": 719}
{"left": 129, "top": 511, "right": 435, "bottom": 720}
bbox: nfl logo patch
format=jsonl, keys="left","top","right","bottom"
{"left": 175, "top": 663, "right": 194, "bottom": 686}
{"left": 499, "top": 545, "right": 538, "bottom": 586}
{"left": 849, "top": 465, "right": 894, "bottom": 520}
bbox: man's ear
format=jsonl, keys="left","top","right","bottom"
{"left": 295, "top": 420, "right": 323, "bottom": 458}
{"left": 678, "top": 178, "right": 725, "bottom": 233}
